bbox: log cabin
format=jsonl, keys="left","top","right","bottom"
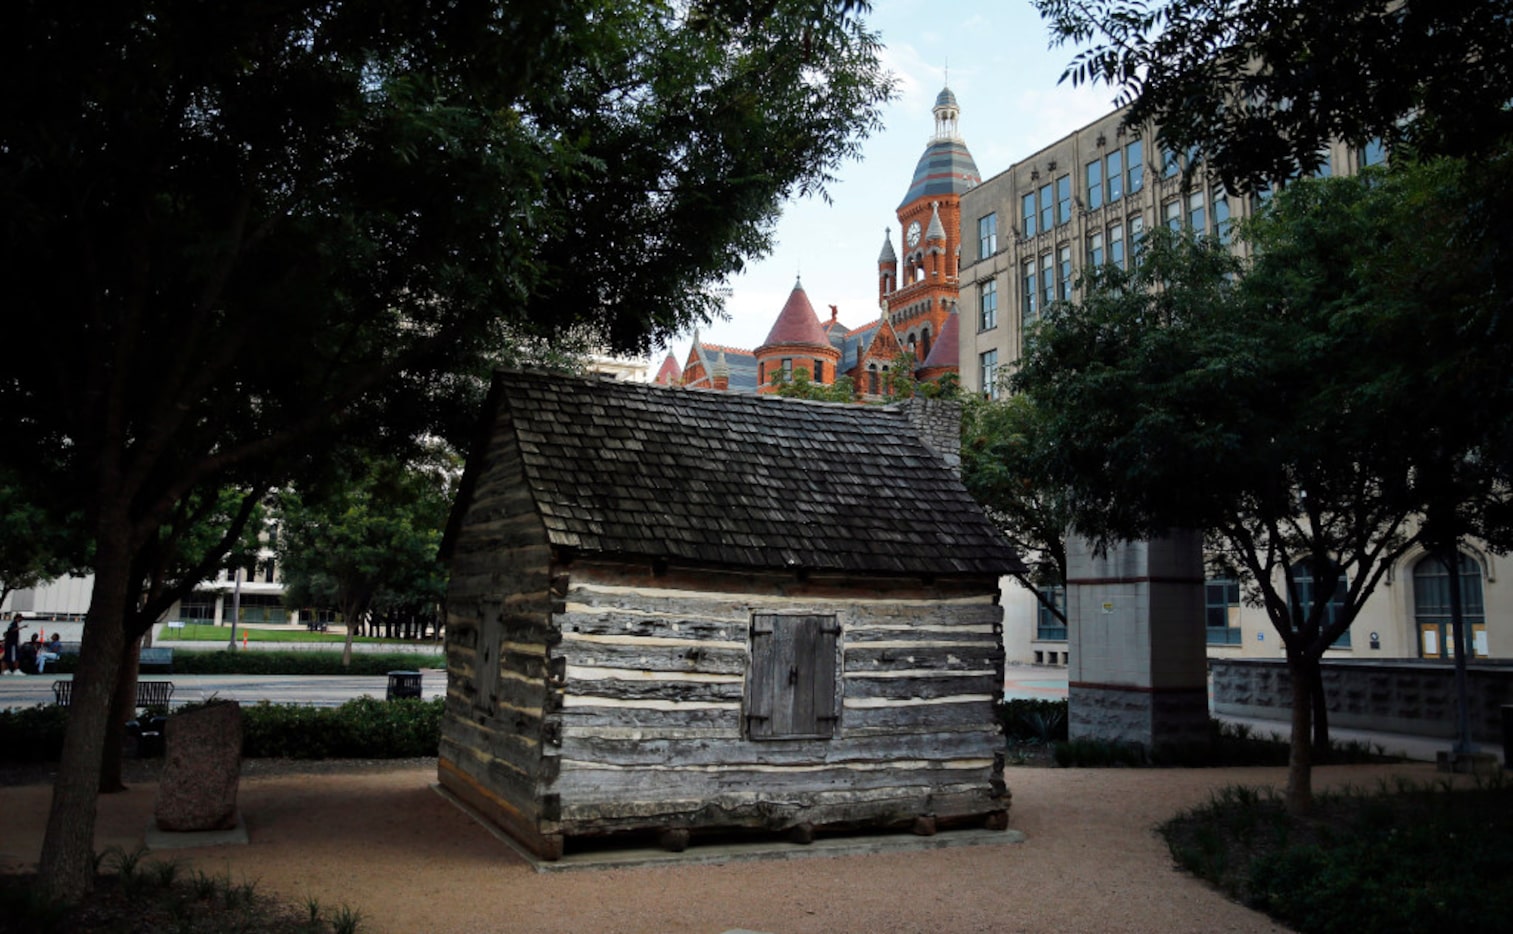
{"left": 438, "top": 370, "right": 1022, "bottom": 859}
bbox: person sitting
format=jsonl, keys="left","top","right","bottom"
{"left": 17, "top": 636, "right": 37, "bottom": 675}
{"left": 35, "top": 632, "right": 63, "bottom": 674}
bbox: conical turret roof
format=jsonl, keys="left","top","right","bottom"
{"left": 759, "top": 279, "right": 831, "bottom": 350}
{"left": 920, "top": 308, "right": 960, "bottom": 371}
{"left": 878, "top": 228, "right": 897, "bottom": 264}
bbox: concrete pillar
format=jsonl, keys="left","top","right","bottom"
{"left": 1066, "top": 530, "right": 1209, "bottom": 749}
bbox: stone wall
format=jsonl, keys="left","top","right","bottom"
{"left": 890, "top": 397, "right": 961, "bottom": 471}
{"left": 1211, "top": 658, "right": 1513, "bottom": 743}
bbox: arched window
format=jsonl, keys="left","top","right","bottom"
{"left": 867, "top": 364, "right": 878, "bottom": 395}
{"left": 1288, "top": 559, "right": 1351, "bottom": 648}
{"left": 920, "top": 327, "right": 932, "bottom": 361}
{"left": 1413, "top": 553, "right": 1486, "bottom": 659}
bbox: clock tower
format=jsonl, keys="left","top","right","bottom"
{"left": 879, "top": 85, "right": 979, "bottom": 369}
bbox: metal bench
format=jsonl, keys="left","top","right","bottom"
{"left": 52, "top": 679, "right": 175, "bottom": 709}
{"left": 139, "top": 647, "right": 174, "bottom": 672}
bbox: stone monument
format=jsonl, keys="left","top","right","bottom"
{"left": 154, "top": 700, "right": 243, "bottom": 832}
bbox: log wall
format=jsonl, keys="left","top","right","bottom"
{"left": 545, "top": 561, "right": 1009, "bottom": 839}
{"left": 438, "top": 412, "right": 563, "bottom": 857}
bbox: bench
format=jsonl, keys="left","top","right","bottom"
{"left": 139, "top": 647, "right": 174, "bottom": 672}
{"left": 52, "top": 680, "right": 176, "bottom": 710}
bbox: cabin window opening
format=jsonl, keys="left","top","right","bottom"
{"left": 745, "top": 614, "right": 840, "bottom": 740}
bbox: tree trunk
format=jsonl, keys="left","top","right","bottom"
{"left": 99, "top": 639, "right": 142, "bottom": 794}
{"left": 1445, "top": 547, "right": 1473, "bottom": 755}
{"left": 1309, "top": 661, "right": 1330, "bottom": 764}
{"left": 1285, "top": 652, "right": 1314, "bottom": 816}
{"left": 39, "top": 530, "right": 133, "bottom": 900}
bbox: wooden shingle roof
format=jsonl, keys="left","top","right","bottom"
{"left": 463, "top": 370, "right": 1021, "bottom": 577}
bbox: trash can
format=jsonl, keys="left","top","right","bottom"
{"left": 387, "top": 670, "right": 423, "bottom": 701}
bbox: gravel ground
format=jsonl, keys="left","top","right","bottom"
{"left": 0, "top": 757, "right": 1454, "bottom": 933}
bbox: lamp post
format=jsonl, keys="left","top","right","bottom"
{"left": 227, "top": 565, "right": 242, "bottom": 651}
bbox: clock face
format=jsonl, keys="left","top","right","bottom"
{"left": 906, "top": 220, "right": 922, "bottom": 246}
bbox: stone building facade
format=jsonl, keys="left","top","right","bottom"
{"left": 954, "top": 106, "right": 1506, "bottom": 668}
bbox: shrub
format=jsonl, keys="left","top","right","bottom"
{"left": 995, "top": 698, "right": 1069, "bottom": 744}
{"left": 1162, "top": 778, "right": 1513, "bottom": 933}
{"left": 0, "top": 698, "right": 444, "bottom": 762}
{"left": 0, "top": 704, "right": 71, "bottom": 762}
{"left": 47, "top": 649, "right": 443, "bottom": 676}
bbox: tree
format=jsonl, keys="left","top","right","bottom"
{"left": 0, "top": 470, "right": 83, "bottom": 609}
{"left": 277, "top": 453, "right": 452, "bottom": 665}
{"left": 768, "top": 368, "right": 859, "bottom": 402}
{"left": 1033, "top": 0, "right": 1513, "bottom": 190}
{"left": 1014, "top": 220, "right": 1439, "bottom": 815}
{"left": 0, "top": 0, "right": 890, "bottom": 898}
{"left": 960, "top": 393, "right": 1070, "bottom": 626}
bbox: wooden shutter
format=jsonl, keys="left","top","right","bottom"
{"left": 746, "top": 614, "right": 839, "bottom": 740}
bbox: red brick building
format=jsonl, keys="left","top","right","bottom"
{"left": 669, "top": 86, "right": 978, "bottom": 396}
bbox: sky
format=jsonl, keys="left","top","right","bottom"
{"left": 652, "top": 0, "right": 1122, "bottom": 369}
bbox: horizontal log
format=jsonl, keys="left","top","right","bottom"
{"left": 558, "top": 608, "right": 748, "bottom": 643}
{"left": 556, "top": 638, "right": 748, "bottom": 675}
{"left": 563, "top": 676, "right": 745, "bottom": 704}
{"left": 844, "top": 644, "right": 1003, "bottom": 672}
{"left": 839, "top": 698, "right": 996, "bottom": 733}
{"left": 552, "top": 763, "right": 994, "bottom": 808}
{"left": 556, "top": 703, "right": 742, "bottom": 733}
{"left": 843, "top": 672, "right": 1002, "bottom": 701}
{"left": 556, "top": 729, "right": 1000, "bottom": 770}
{"left": 440, "top": 715, "right": 541, "bottom": 776}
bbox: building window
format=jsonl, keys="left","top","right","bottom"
{"left": 1129, "top": 214, "right": 1146, "bottom": 266}
{"left": 1288, "top": 559, "right": 1351, "bottom": 648}
{"left": 1163, "top": 199, "right": 1181, "bottom": 231}
{"left": 1036, "top": 585, "right": 1066, "bottom": 641}
{"left": 1206, "top": 576, "right": 1242, "bottom": 645}
{"left": 980, "top": 279, "right": 998, "bottom": 331}
{"left": 980, "top": 349, "right": 999, "bottom": 398}
{"left": 978, "top": 213, "right": 998, "bottom": 258}
{"left": 1108, "top": 221, "right": 1125, "bottom": 269}
{"left": 1041, "top": 252, "right": 1055, "bottom": 309}
{"left": 781, "top": 358, "right": 793, "bottom": 378}
{"left": 1187, "top": 190, "right": 1206, "bottom": 232}
{"left": 238, "top": 593, "right": 286, "bottom": 625}
{"left": 1056, "top": 174, "right": 1072, "bottom": 226}
{"left": 813, "top": 359, "right": 824, "bottom": 382}
{"left": 867, "top": 364, "right": 878, "bottom": 395}
{"left": 1086, "top": 159, "right": 1103, "bottom": 210}
{"left": 1107, "top": 148, "right": 1124, "bottom": 202}
{"left": 1022, "top": 260, "right": 1038, "bottom": 327}
{"left": 262, "top": 561, "right": 276, "bottom": 584}
{"left": 1057, "top": 245, "right": 1072, "bottom": 301}
{"left": 179, "top": 592, "right": 216, "bottom": 623}
{"left": 1126, "top": 139, "right": 1144, "bottom": 193}
{"left": 1039, "top": 182, "right": 1054, "bottom": 234}
{"left": 1022, "top": 192, "right": 1037, "bottom": 238}
{"left": 1087, "top": 231, "right": 1104, "bottom": 268}
{"left": 920, "top": 327, "right": 931, "bottom": 361}
{"left": 1213, "top": 190, "right": 1232, "bottom": 244}
{"left": 1413, "top": 553, "right": 1486, "bottom": 659}
{"left": 746, "top": 614, "right": 839, "bottom": 740}
{"left": 1162, "top": 146, "right": 1181, "bottom": 178}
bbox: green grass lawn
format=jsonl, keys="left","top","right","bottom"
{"left": 165, "top": 623, "right": 424, "bottom": 645}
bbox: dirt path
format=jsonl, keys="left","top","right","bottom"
{"left": 0, "top": 759, "right": 1448, "bottom": 933}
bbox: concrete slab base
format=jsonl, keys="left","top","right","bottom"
{"left": 1437, "top": 751, "right": 1502, "bottom": 777}
{"left": 145, "top": 812, "right": 249, "bottom": 850}
{"left": 432, "top": 784, "right": 1025, "bottom": 873}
